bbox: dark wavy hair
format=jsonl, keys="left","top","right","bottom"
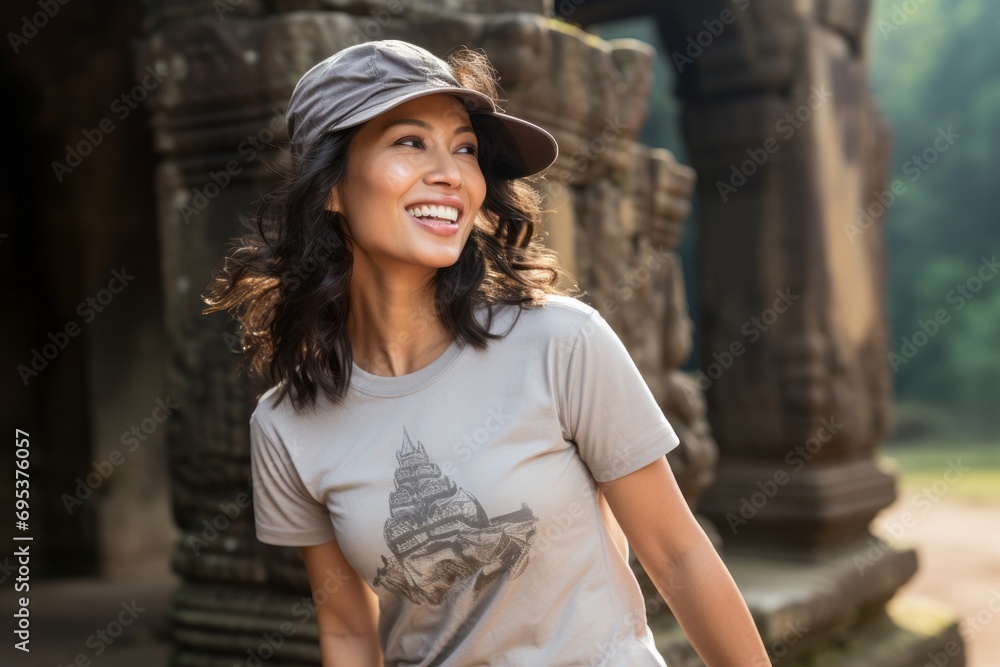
{"left": 202, "top": 47, "right": 581, "bottom": 413}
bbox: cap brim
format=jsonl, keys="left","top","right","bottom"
{"left": 327, "top": 87, "right": 558, "bottom": 179}
{"left": 471, "top": 112, "right": 559, "bottom": 179}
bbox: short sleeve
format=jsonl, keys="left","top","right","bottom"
{"left": 249, "top": 413, "right": 338, "bottom": 546}
{"left": 559, "top": 311, "right": 680, "bottom": 483}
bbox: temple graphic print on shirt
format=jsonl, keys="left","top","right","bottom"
{"left": 373, "top": 427, "right": 538, "bottom": 606}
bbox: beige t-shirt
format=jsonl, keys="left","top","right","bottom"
{"left": 250, "top": 294, "right": 679, "bottom": 666}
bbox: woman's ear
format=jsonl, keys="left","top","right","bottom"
{"left": 325, "top": 185, "right": 340, "bottom": 213}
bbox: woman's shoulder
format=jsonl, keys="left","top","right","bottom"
{"left": 532, "top": 293, "right": 599, "bottom": 326}
{"left": 250, "top": 380, "right": 302, "bottom": 431}
{"left": 490, "top": 292, "right": 598, "bottom": 342}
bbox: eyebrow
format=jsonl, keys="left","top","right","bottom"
{"left": 381, "top": 117, "right": 477, "bottom": 138}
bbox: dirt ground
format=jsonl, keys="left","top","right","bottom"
{"left": 877, "top": 490, "right": 1000, "bottom": 667}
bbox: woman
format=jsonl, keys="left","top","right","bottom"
{"left": 203, "top": 39, "right": 769, "bottom": 666}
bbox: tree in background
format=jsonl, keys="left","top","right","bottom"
{"left": 869, "top": 0, "right": 1000, "bottom": 432}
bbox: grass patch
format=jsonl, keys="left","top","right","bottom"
{"left": 881, "top": 438, "right": 1000, "bottom": 504}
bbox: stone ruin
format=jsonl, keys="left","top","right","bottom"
{"left": 133, "top": 0, "right": 964, "bottom": 664}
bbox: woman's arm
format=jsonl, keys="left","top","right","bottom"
{"left": 301, "top": 540, "right": 383, "bottom": 667}
{"left": 598, "top": 456, "right": 771, "bottom": 666}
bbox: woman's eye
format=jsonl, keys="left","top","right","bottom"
{"left": 395, "top": 137, "right": 479, "bottom": 155}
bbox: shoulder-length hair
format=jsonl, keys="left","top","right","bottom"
{"left": 202, "top": 47, "right": 580, "bottom": 414}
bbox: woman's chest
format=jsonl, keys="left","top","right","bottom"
{"left": 304, "top": 388, "right": 599, "bottom": 602}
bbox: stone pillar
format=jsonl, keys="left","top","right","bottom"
{"left": 654, "top": 0, "right": 965, "bottom": 663}
{"left": 137, "top": 1, "right": 710, "bottom": 663}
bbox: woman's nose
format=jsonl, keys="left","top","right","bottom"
{"left": 424, "top": 146, "right": 464, "bottom": 187}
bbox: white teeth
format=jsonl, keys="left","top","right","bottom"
{"left": 407, "top": 204, "right": 460, "bottom": 222}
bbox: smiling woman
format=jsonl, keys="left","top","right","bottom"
{"left": 201, "top": 39, "right": 767, "bottom": 667}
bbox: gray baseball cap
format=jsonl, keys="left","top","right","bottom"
{"left": 285, "top": 40, "right": 559, "bottom": 178}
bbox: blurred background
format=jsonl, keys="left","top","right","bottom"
{"left": 610, "top": 4, "right": 1000, "bottom": 664}
{"left": 0, "top": 0, "right": 997, "bottom": 665}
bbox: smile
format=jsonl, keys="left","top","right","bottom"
{"left": 405, "top": 204, "right": 460, "bottom": 223}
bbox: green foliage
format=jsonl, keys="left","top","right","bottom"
{"left": 869, "top": 0, "right": 1000, "bottom": 426}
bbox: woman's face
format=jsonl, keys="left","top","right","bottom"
{"left": 326, "top": 93, "right": 487, "bottom": 280}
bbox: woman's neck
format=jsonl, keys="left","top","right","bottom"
{"left": 347, "top": 275, "right": 453, "bottom": 377}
